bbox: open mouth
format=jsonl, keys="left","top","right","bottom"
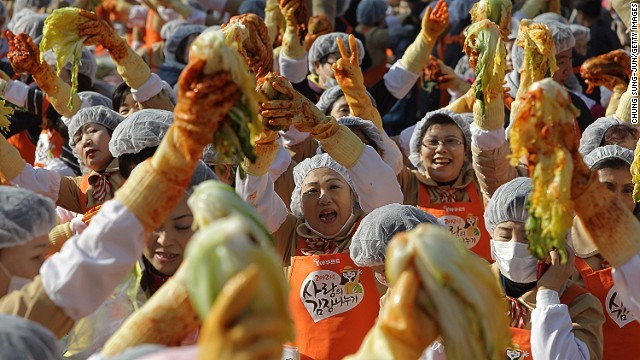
{"left": 319, "top": 209, "right": 338, "bottom": 224}
{"left": 433, "top": 158, "right": 452, "bottom": 168}
{"left": 85, "top": 149, "right": 98, "bottom": 159}
{"left": 154, "top": 252, "right": 179, "bottom": 264}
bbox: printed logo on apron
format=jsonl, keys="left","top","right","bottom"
{"left": 300, "top": 265, "right": 365, "bottom": 323}
{"left": 439, "top": 212, "right": 482, "bottom": 249}
{"left": 605, "top": 286, "right": 636, "bottom": 328}
{"left": 505, "top": 347, "right": 530, "bottom": 360}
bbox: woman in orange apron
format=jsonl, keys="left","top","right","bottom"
{"left": 572, "top": 145, "right": 640, "bottom": 359}
{"left": 402, "top": 109, "right": 492, "bottom": 261}
{"left": 483, "top": 178, "right": 605, "bottom": 360}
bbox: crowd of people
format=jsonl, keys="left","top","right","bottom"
{"left": 0, "top": 0, "right": 639, "bottom": 359}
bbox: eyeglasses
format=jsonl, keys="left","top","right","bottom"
{"left": 421, "top": 138, "right": 464, "bottom": 149}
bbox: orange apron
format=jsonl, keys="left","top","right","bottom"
{"left": 505, "top": 285, "right": 588, "bottom": 359}
{"left": 417, "top": 182, "right": 491, "bottom": 261}
{"left": 7, "top": 131, "right": 36, "bottom": 165}
{"left": 575, "top": 258, "right": 640, "bottom": 359}
{"left": 288, "top": 238, "right": 380, "bottom": 360}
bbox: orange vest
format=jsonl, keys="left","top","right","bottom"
{"left": 7, "top": 131, "right": 36, "bottom": 165}
{"left": 288, "top": 238, "right": 380, "bottom": 360}
{"left": 77, "top": 173, "right": 92, "bottom": 214}
{"left": 575, "top": 257, "right": 640, "bottom": 359}
{"left": 144, "top": 11, "right": 163, "bottom": 48}
{"left": 417, "top": 182, "right": 491, "bottom": 261}
{"left": 507, "top": 285, "right": 589, "bottom": 359}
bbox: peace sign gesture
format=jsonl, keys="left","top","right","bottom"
{"left": 332, "top": 34, "right": 364, "bottom": 91}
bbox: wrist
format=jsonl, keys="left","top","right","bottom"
{"left": 536, "top": 287, "right": 561, "bottom": 306}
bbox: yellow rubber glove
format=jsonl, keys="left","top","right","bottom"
{"left": 345, "top": 269, "right": 438, "bottom": 360}
{"left": 115, "top": 59, "right": 240, "bottom": 230}
{"left": 399, "top": 0, "right": 449, "bottom": 75}
{"left": 616, "top": 88, "right": 633, "bottom": 123}
{"left": 333, "top": 35, "right": 383, "bottom": 132}
{"left": 77, "top": 10, "right": 150, "bottom": 89}
{"left": 279, "top": 0, "right": 307, "bottom": 60}
{"left": 607, "top": 84, "right": 627, "bottom": 117}
{"left": 242, "top": 130, "right": 280, "bottom": 176}
{"left": 0, "top": 134, "right": 27, "bottom": 180}
{"left": 6, "top": 31, "right": 81, "bottom": 118}
{"left": 198, "top": 264, "right": 286, "bottom": 360}
{"left": 265, "top": 0, "right": 285, "bottom": 47}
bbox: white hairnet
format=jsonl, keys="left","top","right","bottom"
{"left": 79, "top": 91, "right": 113, "bottom": 109}
{"left": 164, "top": 24, "right": 206, "bottom": 63}
{"left": 68, "top": 106, "right": 124, "bottom": 147}
{"left": 62, "top": 47, "right": 97, "bottom": 85}
{"left": 0, "top": 187, "right": 56, "bottom": 249}
{"left": 308, "top": 32, "right": 365, "bottom": 75}
{"left": 160, "top": 19, "right": 187, "bottom": 41}
{"left": 290, "top": 153, "right": 358, "bottom": 219}
{"left": 357, "top": 0, "right": 387, "bottom": 26}
{"left": 189, "top": 160, "right": 217, "bottom": 190}
{"left": 584, "top": 145, "right": 634, "bottom": 169}
{"left": 161, "top": 80, "right": 177, "bottom": 106}
{"left": 12, "top": 13, "right": 47, "bottom": 40}
{"left": 109, "top": 109, "right": 174, "bottom": 158}
{"left": 544, "top": 20, "right": 576, "bottom": 53}
{"left": 533, "top": 12, "right": 568, "bottom": 25}
{"left": 569, "top": 24, "right": 591, "bottom": 44}
{"left": 0, "top": 314, "right": 60, "bottom": 360}
{"left": 316, "top": 85, "right": 377, "bottom": 115}
{"left": 350, "top": 204, "right": 439, "bottom": 267}
{"left": 238, "top": 0, "right": 266, "bottom": 19}
{"left": 12, "top": 0, "right": 50, "bottom": 14}
{"left": 338, "top": 116, "right": 383, "bottom": 148}
{"left": 484, "top": 177, "right": 531, "bottom": 234}
{"left": 408, "top": 109, "right": 472, "bottom": 173}
{"left": 578, "top": 116, "right": 622, "bottom": 157}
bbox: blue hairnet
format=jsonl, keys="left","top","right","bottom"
{"left": 357, "top": 0, "right": 387, "bottom": 26}
{"left": 238, "top": 0, "right": 266, "bottom": 19}
{"left": 0, "top": 314, "right": 60, "bottom": 360}
{"left": 164, "top": 24, "right": 206, "bottom": 63}
{"left": 11, "top": 13, "right": 47, "bottom": 40}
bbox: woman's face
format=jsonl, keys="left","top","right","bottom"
{"left": 598, "top": 167, "right": 635, "bottom": 212}
{"left": 492, "top": 221, "right": 527, "bottom": 244}
{"left": 553, "top": 49, "right": 573, "bottom": 86}
{"left": 419, "top": 123, "right": 466, "bottom": 183}
{"left": 329, "top": 96, "right": 351, "bottom": 119}
{"left": 301, "top": 168, "right": 354, "bottom": 236}
{"left": 0, "top": 234, "right": 50, "bottom": 280}
{"left": 73, "top": 123, "right": 113, "bottom": 172}
{"left": 144, "top": 193, "right": 194, "bottom": 276}
{"left": 118, "top": 94, "right": 140, "bottom": 118}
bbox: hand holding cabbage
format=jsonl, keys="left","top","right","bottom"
{"left": 347, "top": 224, "right": 510, "bottom": 360}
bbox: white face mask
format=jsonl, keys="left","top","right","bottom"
{"left": 0, "top": 262, "right": 32, "bottom": 293}
{"left": 490, "top": 240, "right": 537, "bottom": 284}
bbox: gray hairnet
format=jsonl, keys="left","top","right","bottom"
{"left": 357, "top": 0, "right": 387, "bottom": 26}
{"left": 308, "top": 32, "right": 365, "bottom": 74}
{"left": 109, "top": 109, "right": 174, "bottom": 158}
{"left": 408, "top": 109, "right": 472, "bottom": 173}
{"left": 164, "top": 24, "right": 206, "bottom": 63}
{"left": 544, "top": 20, "right": 576, "bottom": 53}
{"left": 584, "top": 145, "right": 634, "bottom": 169}
{"left": 316, "top": 85, "right": 377, "bottom": 115}
{"left": 533, "top": 12, "right": 568, "bottom": 25}
{"left": 569, "top": 24, "right": 591, "bottom": 44}
{"left": 79, "top": 91, "right": 113, "bottom": 109}
{"left": 238, "top": 0, "right": 266, "bottom": 19}
{"left": 0, "top": 314, "right": 60, "bottom": 360}
{"left": 578, "top": 116, "right": 623, "bottom": 157}
{"left": 64, "top": 48, "right": 97, "bottom": 85}
{"left": 160, "top": 19, "right": 187, "bottom": 41}
{"left": 350, "top": 204, "right": 439, "bottom": 267}
{"left": 0, "top": 187, "right": 56, "bottom": 249}
{"left": 189, "top": 160, "right": 217, "bottom": 190}
{"left": 484, "top": 177, "right": 532, "bottom": 234}
{"left": 13, "top": 0, "right": 49, "bottom": 14}
{"left": 12, "top": 14, "right": 47, "bottom": 40}
{"left": 161, "top": 80, "right": 177, "bottom": 106}
{"left": 68, "top": 106, "right": 124, "bottom": 147}
{"left": 339, "top": 115, "right": 383, "bottom": 147}
{"left": 290, "top": 153, "right": 358, "bottom": 219}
